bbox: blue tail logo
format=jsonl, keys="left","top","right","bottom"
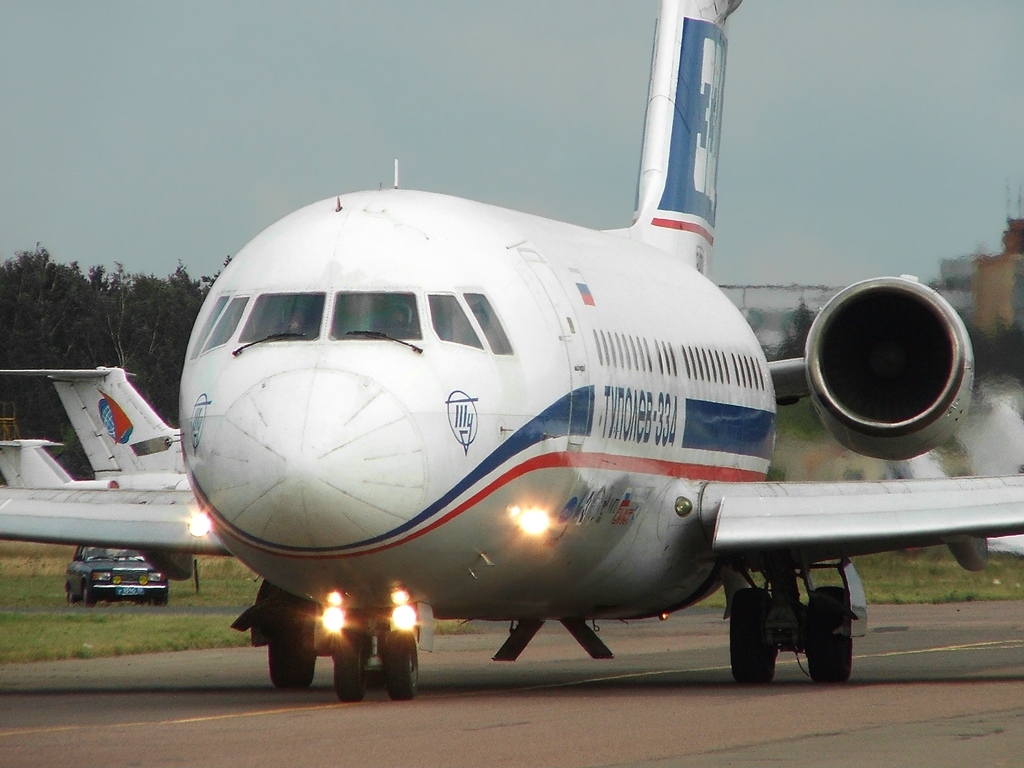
{"left": 658, "top": 18, "right": 727, "bottom": 227}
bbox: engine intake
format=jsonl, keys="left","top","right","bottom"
{"left": 805, "top": 277, "right": 973, "bottom": 460}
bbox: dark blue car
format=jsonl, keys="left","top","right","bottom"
{"left": 65, "top": 546, "right": 169, "bottom": 606}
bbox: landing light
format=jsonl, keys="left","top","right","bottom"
{"left": 322, "top": 606, "right": 345, "bottom": 633}
{"left": 517, "top": 508, "right": 550, "bottom": 536}
{"left": 327, "top": 590, "right": 343, "bottom": 607}
{"left": 391, "top": 588, "right": 410, "bottom": 606}
{"left": 188, "top": 512, "right": 213, "bottom": 538}
{"left": 392, "top": 603, "right": 417, "bottom": 631}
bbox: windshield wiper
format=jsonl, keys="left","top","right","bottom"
{"left": 233, "top": 332, "right": 308, "bottom": 357}
{"left": 345, "top": 330, "right": 423, "bottom": 354}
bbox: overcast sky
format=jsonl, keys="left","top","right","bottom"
{"left": 2, "top": 2, "right": 1022, "bottom": 286}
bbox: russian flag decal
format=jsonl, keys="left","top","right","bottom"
{"left": 576, "top": 282, "right": 596, "bottom": 306}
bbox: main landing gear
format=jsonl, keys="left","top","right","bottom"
{"left": 728, "top": 557, "right": 864, "bottom": 684}
{"left": 232, "top": 580, "right": 318, "bottom": 690}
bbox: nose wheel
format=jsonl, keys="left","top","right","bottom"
{"left": 382, "top": 630, "right": 418, "bottom": 701}
{"left": 332, "top": 630, "right": 370, "bottom": 702}
{"left": 330, "top": 627, "right": 419, "bottom": 702}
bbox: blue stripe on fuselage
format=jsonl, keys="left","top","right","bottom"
{"left": 682, "top": 398, "right": 774, "bottom": 460}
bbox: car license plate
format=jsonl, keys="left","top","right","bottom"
{"left": 115, "top": 586, "right": 144, "bottom": 596}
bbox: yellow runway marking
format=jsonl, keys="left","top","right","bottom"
{"left": 2, "top": 639, "right": 1021, "bottom": 739}
{"left": 859, "top": 639, "right": 1024, "bottom": 660}
{"left": 0, "top": 703, "right": 346, "bottom": 739}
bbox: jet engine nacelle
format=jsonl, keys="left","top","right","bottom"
{"left": 804, "top": 277, "right": 973, "bottom": 461}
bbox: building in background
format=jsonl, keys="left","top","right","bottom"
{"left": 726, "top": 218, "right": 1024, "bottom": 349}
{"left": 972, "top": 219, "right": 1024, "bottom": 334}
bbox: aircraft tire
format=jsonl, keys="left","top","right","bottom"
{"left": 729, "top": 588, "right": 777, "bottom": 684}
{"left": 382, "top": 630, "right": 418, "bottom": 701}
{"left": 332, "top": 631, "right": 369, "bottom": 702}
{"left": 83, "top": 584, "right": 96, "bottom": 607}
{"left": 268, "top": 633, "right": 316, "bottom": 689}
{"left": 805, "top": 586, "right": 853, "bottom": 683}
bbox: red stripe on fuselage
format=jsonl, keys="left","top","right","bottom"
{"left": 213, "top": 452, "right": 763, "bottom": 561}
{"left": 651, "top": 218, "right": 714, "bottom": 245}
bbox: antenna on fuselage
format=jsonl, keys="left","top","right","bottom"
{"left": 394, "top": 158, "right": 400, "bottom": 189}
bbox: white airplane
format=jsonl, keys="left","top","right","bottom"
{"left": 0, "top": 367, "right": 189, "bottom": 491}
{"left": 5, "top": 0, "right": 1024, "bottom": 702}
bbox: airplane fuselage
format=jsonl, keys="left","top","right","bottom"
{"left": 181, "top": 189, "right": 775, "bottom": 620}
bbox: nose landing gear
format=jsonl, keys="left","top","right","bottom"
{"left": 328, "top": 617, "right": 419, "bottom": 702}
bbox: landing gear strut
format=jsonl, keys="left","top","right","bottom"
{"left": 728, "top": 558, "right": 861, "bottom": 685}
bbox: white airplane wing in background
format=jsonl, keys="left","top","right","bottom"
{"left": 0, "top": 485, "right": 227, "bottom": 554}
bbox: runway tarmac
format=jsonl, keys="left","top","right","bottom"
{"left": 2, "top": 601, "right": 1024, "bottom": 767}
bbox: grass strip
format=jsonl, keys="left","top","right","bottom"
{"left": 0, "top": 613, "right": 250, "bottom": 664}
{"left": 4, "top": 544, "right": 1024, "bottom": 665}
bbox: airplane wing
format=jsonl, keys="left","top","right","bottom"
{"left": 701, "top": 475, "right": 1024, "bottom": 563}
{"left": 0, "top": 486, "right": 228, "bottom": 554}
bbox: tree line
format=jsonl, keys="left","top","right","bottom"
{"left": 0, "top": 246, "right": 214, "bottom": 478}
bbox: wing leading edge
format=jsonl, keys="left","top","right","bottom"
{"left": 700, "top": 476, "right": 1024, "bottom": 562}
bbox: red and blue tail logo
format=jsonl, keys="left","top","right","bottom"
{"left": 98, "top": 391, "right": 134, "bottom": 444}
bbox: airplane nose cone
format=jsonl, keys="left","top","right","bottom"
{"left": 204, "top": 369, "right": 427, "bottom": 550}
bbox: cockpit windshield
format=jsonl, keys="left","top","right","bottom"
{"left": 238, "top": 293, "right": 325, "bottom": 344}
{"left": 331, "top": 292, "right": 422, "bottom": 341}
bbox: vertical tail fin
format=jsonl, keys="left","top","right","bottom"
{"left": 0, "top": 440, "right": 73, "bottom": 488}
{"left": 0, "top": 368, "right": 182, "bottom": 477}
{"left": 629, "top": 0, "right": 741, "bottom": 276}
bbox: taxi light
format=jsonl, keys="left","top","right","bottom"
{"left": 327, "top": 590, "right": 343, "bottom": 607}
{"left": 392, "top": 603, "right": 417, "bottom": 631}
{"left": 518, "top": 508, "right": 550, "bottom": 536}
{"left": 188, "top": 512, "right": 213, "bottom": 538}
{"left": 391, "top": 588, "right": 410, "bottom": 606}
{"left": 322, "top": 606, "right": 345, "bottom": 633}
{"left": 508, "top": 505, "right": 522, "bottom": 518}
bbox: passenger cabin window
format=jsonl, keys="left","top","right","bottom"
{"left": 191, "top": 295, "right": 229, "bottom": 358}
{"left": 428, "top": 294, "right": 483, "bottom": 349}
{"left": 202, "top": 296, "right": 249, "bottom": 353}
{"left": 331, "top": 292, "right": 422, "bottom": 340}
{"left": 239, "top": 293, "right": 325, "bottom": 344}
{"left": 464, "top": 293, "right": 513, "bottom": 355}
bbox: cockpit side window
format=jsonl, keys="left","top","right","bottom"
{"left": 190, "top": 295, "right": 229, "bottom": 359}
{"left": 238, "top": 293, "right": 325, "bottom": 344}
{"left": 330, "top": 292, "right": 422, "bottom": 340}
{"left": 463, "top": 293, "right": 513, "bottom": 355}
{"left": 428, "top": 294, "right": 483, "bottom": 349}
{"left": 202, "top": 296, "right": 250, "bottom": 353}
